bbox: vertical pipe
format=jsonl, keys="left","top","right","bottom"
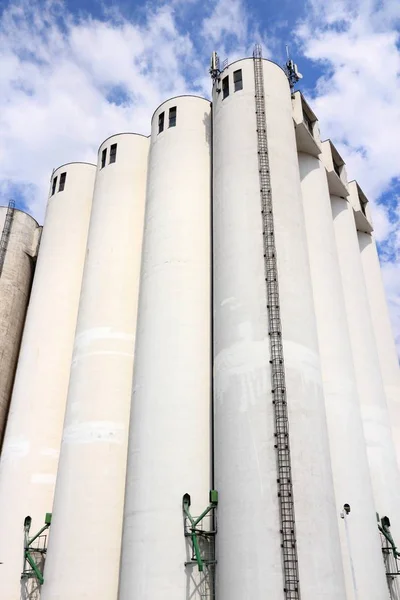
{"left": 41, "top": 134, "right": 149, "bottom": 600}
{"left": 331, "top": 194, "right": 400, "bottom": 546}
{"left": 118, "top": 96, "right": 212, "bottom": 600}
{"left": 0, "top": 163, "right": 95, "bottom": 600}
{"left": 299, "top": 153, "right": 389, "bottom": 599}
{"left": 358, "top": 231, "right": 400, "bottom": 467}
{"left": 212, "top": 58, "right": 345, "bottom": 600}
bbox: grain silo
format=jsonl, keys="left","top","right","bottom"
{"left": 0, "top": 163, "right": 95, "bottom": 600}
{"left": 0, "top": 45, "right": 399, "bottom": 600}
{"left": 296, "top": 98, "right": 389, "bottom": 598}
{"left": 327, "top": 139, "right": 400, "bottom": 555}
{"left": 0, "top": 205, "right": 41, "bottom": 448}
{"left": 118, "top": 96, "right": 212, "bottom": 600}
{"left": 353, "top": 182, "right": 400, "bottom": 470}
{"left": 211, "top": 52, "right": 345, "bottom": 600}
{"left": 42, "top": 134, "right": 149, "bottom": 600}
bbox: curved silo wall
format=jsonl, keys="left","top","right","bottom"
{"left": 0, "top": 163, "right": 95, "bottom": 600}
{"left": 0, "top": 208, "right": 41, "bottom": 448}
{"left": 42, "top": 134, "right": 149, "bottom": 600}
{"left": 331, "top": 190, "right": 400, "bottom": 546}
{"left": 358, "top": 229, "right": 400, "bottom": 469}
{"left": 212, "top": 58, "right": 345, "bottom": 600}
{"left": 298, "top": 153, "right": 389, "bottom": 599}
{"left": 118, "top": 96, "right": 212, "bottom": 600}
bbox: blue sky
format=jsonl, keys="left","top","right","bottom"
{"left": 0, "top": 0, "right": 399, "bottom": 352}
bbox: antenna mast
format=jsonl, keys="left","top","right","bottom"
{"left": 209, "top": 51, "right": 221, "bottom": 83}
{"left": 284, "top": 46, "right": 303, "bottom": 92}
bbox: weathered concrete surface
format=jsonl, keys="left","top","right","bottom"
{"left": 0, "top": 207, "right": 41, "bottom": 448}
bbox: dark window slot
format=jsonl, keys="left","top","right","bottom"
{"left": 101, "top": 148, "right": 107, "bottom": 169}
{"left": 109, "top": 143, "right": 117, "bottom": 164}
{"left": 169, "top": 106, "right": 177, "bottom": 128}
{"left": 233, "top": 69, "right": 243, "bottom": 92}
{"left": 303, "top": 110, "right": 313, "bottom": 136}
{"left": 333, "top": 161, "right": 341, "bottom": 178}
{"left": 222, "top": 75, "right": 229, "bottom": 99}
{"left": 51, "top": 176, "right": 57, "bottom": 196}
{"left": 158, "top": 112, "right": 165, "bottom": 133}
{"left": 59, "top": 172, "right": 66, "bottom": 192}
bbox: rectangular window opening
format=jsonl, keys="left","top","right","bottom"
{"left": 222, "top": 75, "right": 229, "bottom": 99}
{"left": 59, "top": 172, "right": 66, "bottom": 192}
{"left": 360, "top": 198, "right": 367, "bottom": 216}
{"left": 109, "top": 143, "right": 117, "bottom": 164}
{"left": 303, "top": 109, "right": 314, "bottom": 136}
{"left": 101, "top": 148, "right": 107, "bottom": 169}
{"left": 333, "top": 161, "right": 341, "bottom": 178}
{"left": 233, "top": 69, "right": 243, "bottom": 92}
{"left": 158, "top": 112, "right": 165, "bottom": 133}
{"left": 51, "top": 176, "right": 57, "bottom": 196}
{"left": 169, "top": 106, "right": 177, "bottom": 128}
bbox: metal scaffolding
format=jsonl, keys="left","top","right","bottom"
{"left": 253, "top": 44, "right": 300, "bottom": 599}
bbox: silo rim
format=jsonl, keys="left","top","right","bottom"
{"left": 151, "top": 95, "right": 210, "bottom": 125}
{"left": 97, "top": 132, "right": 149, "bottom": 155}
{"left": 220, "top": 56, "right": 287, "bottom": 77}
{"left": 0, "top": 205, "right": 40, "bottom": 227}
{"left": 53, "top": 161, "right": 97, "bottom": 174}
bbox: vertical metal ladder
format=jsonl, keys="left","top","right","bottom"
{"left": 0, "top": 199, "right": 15, "bottom": 278}
{"left": 253, "top": 44, "right": 300, "bottom": 599}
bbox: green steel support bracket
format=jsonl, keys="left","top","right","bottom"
{"left": 182, "top": 490, "right": 218, "bottom": 572}
{"left": 25, "top": 551, "right": 44, "bottom": 585}
{"left": 378, "top": 514, "right": 400, "bottom": 559}
{"left": 22, "top": 513, "right": 52, "bottom": 585}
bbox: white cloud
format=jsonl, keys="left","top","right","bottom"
{"left": 296, "top": 0, "right": 400, "bottom": 357}
{"left": 0, "top": 0, "right": 271, "bottom": 221}
{"left": 0, "top": 0, "right": 208, "bottom": 220}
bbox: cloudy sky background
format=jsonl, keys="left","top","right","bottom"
{"left": 0, "top": 0, "right": 399, "bottom": 353}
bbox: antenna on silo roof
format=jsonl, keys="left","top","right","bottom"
{"left": 284, "top": 44, "right": 303, "bottom": 92}
{"left": 209, "top": 51, "right": 221, "bottom": 83}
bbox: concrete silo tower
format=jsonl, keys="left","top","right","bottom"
{"left": 296, "top": 99, "right": 389, "bottom": 598}
{"left": 211, "top": 49, "right": 345, "bottom": 600}
{"left": 327, "top": 139, "right": 400, "bottom": 550}
{"left": 353, "top": 182, "right": 400, "bottom": 469}
{"left": 0, "top": 205, "right": 41, "bottom": 448}
{"left": 42, "top": 133, "right": 149, "bottom": 600}
{"left": 118, "top": 96, "right": 212, "bottom": 600}
{"left": 0, "top": 163, "right": 95, "bottom": 600}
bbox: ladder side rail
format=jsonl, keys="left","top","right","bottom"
{"left": 253, "top": 45, "right": 300, "bottom": 599}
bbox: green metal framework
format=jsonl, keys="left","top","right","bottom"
{"left": 21, "top": 513, "right": 52, "bottom": 586}
{"left": 377, "top": 514, "right": 400, "bottom": 599}
{"left": 183, "top": 490, "right": 218, "bottom": 572}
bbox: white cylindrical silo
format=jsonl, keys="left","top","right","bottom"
{"left": 41, "top": 135, "right": 149, "bottom": 600}
{"left": 212, "top": 58, "right": 345, "bottom": 600}
{"left": 358, "top": 230, "right": 400, "bottom": 467}
{"left": 331, "top": 193, "right": 400, "bottom": 545}
{"left": 0, "top": 163, "right": 95, "bottom": 600}
{"left": 298, "top": 153, "right": 389, "bottom": 599}
{"left": 0, "top": 207, "right": 41, "bottom": 448}
{"left": 118, "top": 96, "right": 211, "bottom": 600}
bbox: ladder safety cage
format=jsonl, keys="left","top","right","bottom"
{"left": 253, "top": 43, "right": 301, "bottom": 600}
{"left": 0, "top": 199, "right": 15, "bottom": 278}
